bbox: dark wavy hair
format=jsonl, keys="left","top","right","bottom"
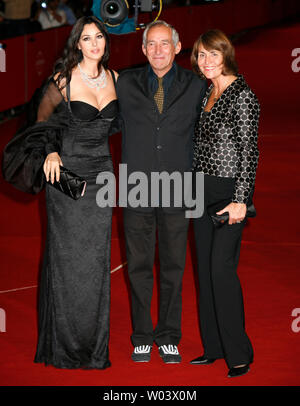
{"left": 54, "top": 16, "right": 110, "bottom": 89}
{"left": 191, "top": 29, "right": 238, "bottom": 78}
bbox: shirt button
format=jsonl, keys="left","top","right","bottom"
{"left": 157, "top": 127, "right": 160, "bottom": 131}
{"left": 157, "top": 145, "right": 162, "bottom": 150}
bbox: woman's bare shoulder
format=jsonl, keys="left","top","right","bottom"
{"left": 109, "top": 69, "right": 119, "bottom": 80}
{"left": 52, "top": 72, "right": 67, "bottom": 96}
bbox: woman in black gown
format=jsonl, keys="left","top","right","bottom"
{"left": 3, "top": 16, "right": 118, "bottom": 369}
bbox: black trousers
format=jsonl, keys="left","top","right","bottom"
{"left": 123, "top": 208, "right": 190, "bottom": 347}
{"left": 193, "top": 175, "right": 254, "bottom": 368}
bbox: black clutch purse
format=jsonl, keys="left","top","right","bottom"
{"left": 47, "top": 166, "right": 87, "bottom": 200}
{"left": 210, "top": 203, "right": 256, "bottom": 227}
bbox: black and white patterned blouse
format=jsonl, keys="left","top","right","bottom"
{"left": 193, "top": 74, "right": 260, "bottom": 204}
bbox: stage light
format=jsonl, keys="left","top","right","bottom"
{"left": 100, "top": 0, "right": 129, "bottom": 26}
{"left": 92, "top": 1, "right": 162, "bottom": 34}
{"left": 140, "top": 0, "right": 153, "bottom": 12}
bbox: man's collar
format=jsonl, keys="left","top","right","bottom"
{"left": 148, "top": 62, "right": 177, "bottom": 81}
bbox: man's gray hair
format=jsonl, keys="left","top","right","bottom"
{"left": 142, "top": 20, "right": 180, "bottom": 47}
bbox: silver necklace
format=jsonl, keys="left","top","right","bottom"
{"left": 77, "top": 63, "right": 107, "bottom": 90}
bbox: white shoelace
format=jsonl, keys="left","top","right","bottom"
{"left": 134, "top": 345, "right": 152, "bottom": 354}
{"left": 159, "top": 345, "right": 179, "bottom": 355}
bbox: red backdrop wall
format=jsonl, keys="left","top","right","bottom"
{"left": 0, "top": 0, "right": 299, "bottom": 112}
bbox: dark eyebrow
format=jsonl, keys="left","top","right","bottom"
{"left": 81, "top": 32, "right": 102, "bottom": 38}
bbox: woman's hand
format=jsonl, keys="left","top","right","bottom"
{"left": 43, "top": 152, "right": 63, "bottom": 184}
{"left": 216, "top": 202, "right": 247, "bottom": 225}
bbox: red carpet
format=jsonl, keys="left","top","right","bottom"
{"left": 1, "top": 20, "right": 300, "bottom": 389}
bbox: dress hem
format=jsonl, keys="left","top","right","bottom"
{"left": 34, "top": 357, "right": 111, "bottom": 370}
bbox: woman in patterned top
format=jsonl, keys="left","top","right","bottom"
{"left": 190, "top": 29, "right": 260, "bottom": 378}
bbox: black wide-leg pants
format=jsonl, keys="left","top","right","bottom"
{"left": 123, "top": 208, "right": 190, "bottom": 347}
{"left": 193, "top": 175, "right": 254, "bottom": 368}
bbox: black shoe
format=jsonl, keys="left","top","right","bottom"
{"left": 227, "top": 364, "right": 250, "bottom": 378}
{"left": 190, "top": 355, "right": 218, "bottom": 365}
{"left": 158, "top": 345, "right": 181, "bottom": 364}
{"left": 131, "top": 345, "right": 152, "bottom": 362}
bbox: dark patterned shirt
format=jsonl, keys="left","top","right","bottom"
{"left": 193, "top": 74, "right": 260, "bottom": 204}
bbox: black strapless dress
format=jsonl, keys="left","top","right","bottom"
{"left": 34, "top": 91, "right": 118, "bottom": 369}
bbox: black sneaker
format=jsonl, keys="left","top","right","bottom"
{"left": 158, "top": 345, "right": 181, "bottom": 364}
{"left": 131, "top": 345, "right": 152, "bottom": 362}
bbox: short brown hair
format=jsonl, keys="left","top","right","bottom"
{"left": 191, "top": 29, "right": 238, "bottom": 78}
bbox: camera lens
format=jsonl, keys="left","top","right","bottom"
{"left": 100, "top": 0, "right": 128, "bottom": 26}
{"left": 106, "top": 2, "right": 119, "bottom": 16}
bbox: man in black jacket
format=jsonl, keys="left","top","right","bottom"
{"left": 116, "top": 20, "right": 206, "bottom": 363}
